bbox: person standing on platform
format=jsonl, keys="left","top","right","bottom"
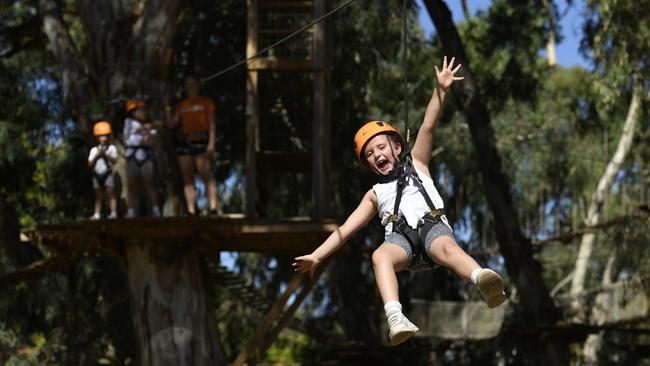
{"left": 88, "top": 121, "right": 119, "bottom": 220}
{"left": 124, "top": 100, "right": 160, "bottom": 218}
{"left": 168, "top": 75, "right": 218, "bottom": 216}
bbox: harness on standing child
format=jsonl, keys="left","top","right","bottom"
{"left": 125, "top": 146, "right": 153, "bottom": 167}
{"left": 384, "top": 153, "right": 445, "bottom": 269}
{"left": 93, "top": 152, "right": 113, "bottom": 188}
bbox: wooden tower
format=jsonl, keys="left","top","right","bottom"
{"left": 15, "top": 2, "right": 337, "bottom": 364}
{"left": 245, "top": 0, "right": 331, "bottom": 219}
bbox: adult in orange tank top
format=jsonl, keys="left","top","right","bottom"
{"left": 169, "top": 75, "right": 218, "bottom": 215}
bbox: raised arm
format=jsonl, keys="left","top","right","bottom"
{"left": 411, "top": 56, "right": 463, "bottom": 170}
{"left": 293, "top": 189, "right": 378, "bottom": 276}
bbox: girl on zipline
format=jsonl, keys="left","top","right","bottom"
{"left": 293, "top": 56, "right": 506, "bottom": 346}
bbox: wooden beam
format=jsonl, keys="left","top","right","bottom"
{"left": 27, "top": 218, "right": 338, "bottom": 255}
{"left": 246, "top": 0, "right": 260, "bottom": 218}
{"left": 232, "top": 272, "right": 306, "bottom": 366}
{"left": 257, "top": 259, "right": 330, "bottom": 359}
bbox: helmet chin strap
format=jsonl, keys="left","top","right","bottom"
{"left": 387, "top": 135, "right": 403, "bottom": 168}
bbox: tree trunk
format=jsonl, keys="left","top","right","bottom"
{"left": 569, "top": 79, "right": 642, "bottom": 321}
{"left": 38, "top": 0, "right": 94, "bottom": 130}
{"left": 423, "top": 1, "right": 569, "bottom": 363}
{"left": 582, "top": 247, "right": 619, "bottom": 363}
{"left": 126, "top": 242, "right": 225, "bottom": 365}
{"left": 460, "top": 0, "right": 470, "bottom": 19}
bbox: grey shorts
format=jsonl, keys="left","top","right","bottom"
{"left": 382, "top": 221, "right": 455, "bottom": 272}
{"left": 92, "top": 174, "right": 114, "bottom": 189}
{"left": 126, "top": 159, "right": 154, "bottom": 177}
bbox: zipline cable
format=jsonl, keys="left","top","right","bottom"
{"left": 201, "top": 0, "right": 357, "bottom": 83}
{"left": 403, "top": 0, "right": 410, "bottom": 143}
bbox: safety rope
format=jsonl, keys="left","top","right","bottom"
{"left": 201, "top": 0, "right": 357, "bottom": 83}
{"left": 403, "top": 0, "right": 410, "bottom": 143}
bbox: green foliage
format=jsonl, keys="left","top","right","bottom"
{"left": 583, "top": 0, "right": 650, "bottom": 109}
{"left": 265, "top": 331, "right": 309, "bottom": 363}
{"left": 1, "top": 0, "right": 649, "bottom": 364}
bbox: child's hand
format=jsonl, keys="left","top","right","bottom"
{"left": 293, "top": 254, "right": 320, "bottom": 276}
{"left": 435, "top": 56, "right": 464, "bottom": 92}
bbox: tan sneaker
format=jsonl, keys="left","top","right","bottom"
{"left": 387, "top": 312, "right": 419, "bottom": 346}
{"left": 477, "top": 269, "right": 507, "bottom": 308}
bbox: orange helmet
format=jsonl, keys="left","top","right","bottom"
{"left": 93, "top": 121, "right": 112, "bottom": 136}
{"left": 126, "top": 99, "right": 146, "bottom": 113}
{"left": 353, "top": 120, "right": 404, "bottom": 163}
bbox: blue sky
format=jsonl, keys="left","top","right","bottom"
{"left": 416, "top": 0, "right": 590, "bottom": 68}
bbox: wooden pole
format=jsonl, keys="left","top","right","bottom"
{"left": 245, "top": 0, "right": 260, "bottom": 218}
{"left": 312, "top": 0, "right": 331, "bottom": 219}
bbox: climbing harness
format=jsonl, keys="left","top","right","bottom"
{"left": 92, "top": 150, "right": 114, "bottom": 188}
{"left": 125, "top": 146, "right": 153, "bottom": 167}
{"left": 91, "top": 121, "right": 115, "bottom": 187}
{"left": 384, "top": 153, "right": 445, "bottom": 269}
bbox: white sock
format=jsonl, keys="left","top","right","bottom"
{"left": 384, "top": 301, "right": 402, "bottom": 317}
{"left": 152, "top": 206, "right": 161, "bottom": 216}
{"left": 470, "top": 268, "right": 483, "bottom": 285}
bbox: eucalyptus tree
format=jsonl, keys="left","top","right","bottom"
{"left": 569, "top": 0, "right": 650, "bottom": 362}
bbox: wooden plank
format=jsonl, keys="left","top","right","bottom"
{"left": 28, "top": 218, "right": 338, "bottom": 254}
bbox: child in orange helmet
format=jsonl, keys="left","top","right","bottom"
{"left": 124, "top": 100, "right": 160, "bottom": 218}
{"left": 293, "top": 57, "right": 506, "bottom": 346}
{"left": 88, "top": 121, "right": 119, "bottom": 219}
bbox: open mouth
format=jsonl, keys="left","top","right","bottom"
{"left": 376, "top": 159, "right": 389, "bottom": 171}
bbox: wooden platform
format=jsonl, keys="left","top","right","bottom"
{"left": 25, "top": 215, "right": 338, "bottom": 255}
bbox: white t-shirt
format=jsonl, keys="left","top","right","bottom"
{"left": 124, "top": 117, "right": 157, "bottom": 147}
{"left": 124, "top": 117, "right": 157, "bottom": 160}
{"left": 373, "top": 165, "right": 451, "bottom": 239}
{"left": 88, "top": 145, "right": 118, "bottom": 175}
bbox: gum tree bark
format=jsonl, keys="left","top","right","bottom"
{"left": 127, "top": 243, "right": 225, "bottom": 365}
{"left": 423, "top": 1, "right": 569, "bottom": 364}
{"left": 569, "top": 80, "right": 641, "bottom": 321}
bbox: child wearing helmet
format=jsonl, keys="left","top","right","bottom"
{"left": 293, "top": 57, "right": 506, "bottom": 346}
{"left": 123, "top": 100, "right": 160, "bottom": 218}
{"left": 88, "top": 121, "right": 119, "bottom": 220}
